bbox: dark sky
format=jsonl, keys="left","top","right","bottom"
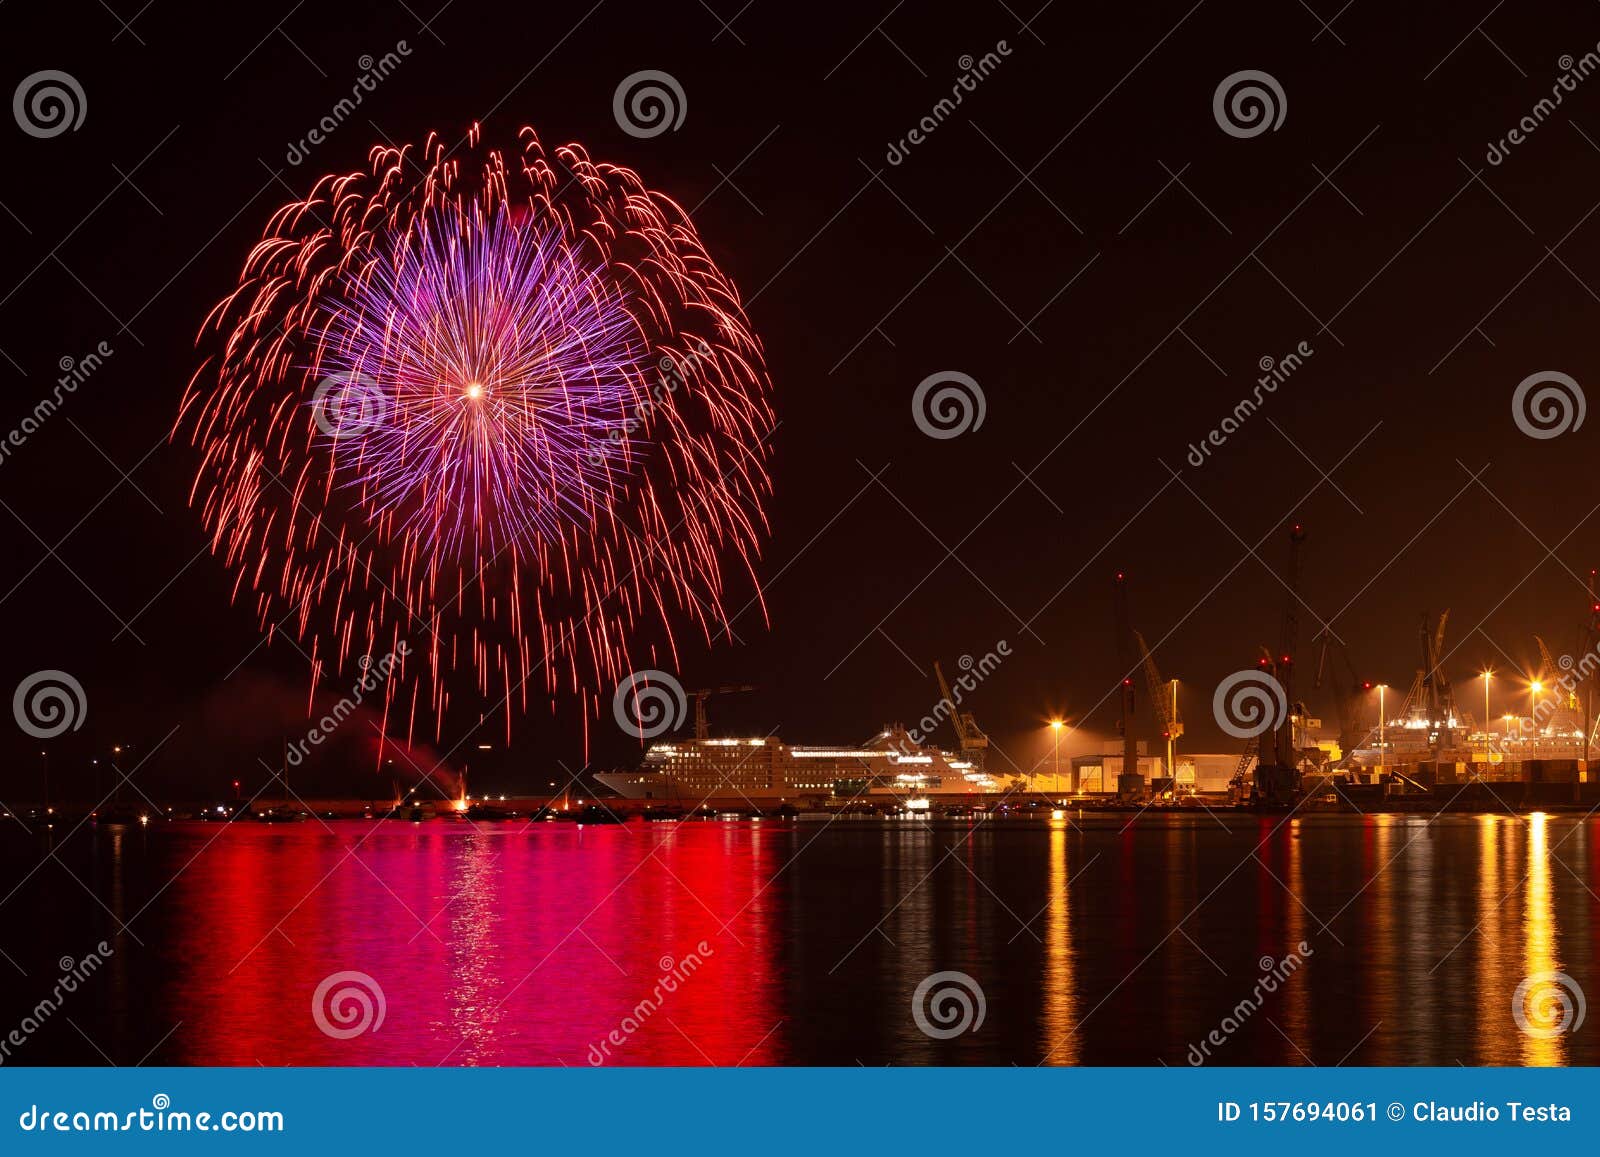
{"left": 5, "top": 0, "right": 1600, "bottom": 798}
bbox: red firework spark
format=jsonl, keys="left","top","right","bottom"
{"left": 176, "top": 125, "right": 774, "bottom": 748}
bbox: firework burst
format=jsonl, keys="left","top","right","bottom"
{"left": 178, "top": 125, "right": 774, "bottom": 746}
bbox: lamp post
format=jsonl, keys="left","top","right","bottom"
{"left": 1377, "top": 685, "right": 1387, "bottom": 774}
{"left": 1050, "top": 720, "right": 1063, "bottom": 791}
{"left": 1166, "top": 679, "right": 1179, "bottom": 798}
{"left": 1531, "top": 681, "right": 1544, "bottom": 740}
{"left": 1482, "top": 670, "right": 1492, "bottom": 739}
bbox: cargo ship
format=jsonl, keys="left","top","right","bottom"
{"left": 1345, "top": 700, "right": 1590, "bottom": 781}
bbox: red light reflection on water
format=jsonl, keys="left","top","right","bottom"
{"left": 164, "top": 823, "right": 784, "bottom": 1065}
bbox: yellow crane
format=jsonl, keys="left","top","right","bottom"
{"left": 1133, "top": 630, "right": 1182, "bottom": 795}
{"left": 1534, "top": 635, "right": 1577, "bottom": 710}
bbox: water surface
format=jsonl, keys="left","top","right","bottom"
{"left": 0, "top": 812, "right": 1591, "bottom": 1066}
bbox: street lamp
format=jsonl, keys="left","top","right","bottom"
{"left": 1169, "top": 679, "right": 1180, "bottom": 794}
{"left": 1049, "top": 720, "right": 1064, "bottom": 789}
{"left": 1530, "top": 680, "right": 1544, "bottom": 739}
{"left": 1377, "top": 685, "right": 1388, "bottom": 773}
{"left": 1482, "top": 670, "right": 1492, "bottom": 738}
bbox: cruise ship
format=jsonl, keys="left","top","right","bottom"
{"left": 594, "top": 725, "right": 1004, "bottom": 801}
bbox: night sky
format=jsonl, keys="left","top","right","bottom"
{"left": 5, "top": 0, "right": 1600, "bottom": 798}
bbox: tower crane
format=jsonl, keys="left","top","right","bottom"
{"left": 689, "top": 684, "right": 755, "bottom": 740}
{"left": 933, "top": 661, "right": 990, "bottom": 768}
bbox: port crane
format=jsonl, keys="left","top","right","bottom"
{"left": 1245, "top": 525, "right": 1307, "bottom": 806}
{"left": 1134, "top": 629, "right": 1182, "bottom": 795}
{"left": 1112, "top": 573, "right": 1140, "bottom": 799}
{"left": 1586, "top": 570, "right": 1600, "bottom": 763}
{"left": 1312, "top": 628, "right": 1372, "bottom": 770}
{"left": 933, "top": 660, "right": 990, "bottom": 769}
{"left": 1274, "top": 524, "right": 1307, "bottom": 770}
{"left": 1419, "top": 610, "right": 1457, "bottom": 750}
{"left": 1387, "top": 610, "right": 1456, "bottom": 783}
{"left": 1227, "top": 649, "right": 1278, "bottom": 802}
{"left": 689, "top": 684, "right": 755, "bottom": 740}
{"left": 1533, "top": 635, "right": 1579, "bottom": 713}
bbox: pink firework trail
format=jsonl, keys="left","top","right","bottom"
{"left": 177, "top": 126, "right": 774, "bottom": 750}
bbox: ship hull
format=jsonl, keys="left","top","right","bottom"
{"left": 595, "top": 728, "right": 1000, "bottom": 800}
